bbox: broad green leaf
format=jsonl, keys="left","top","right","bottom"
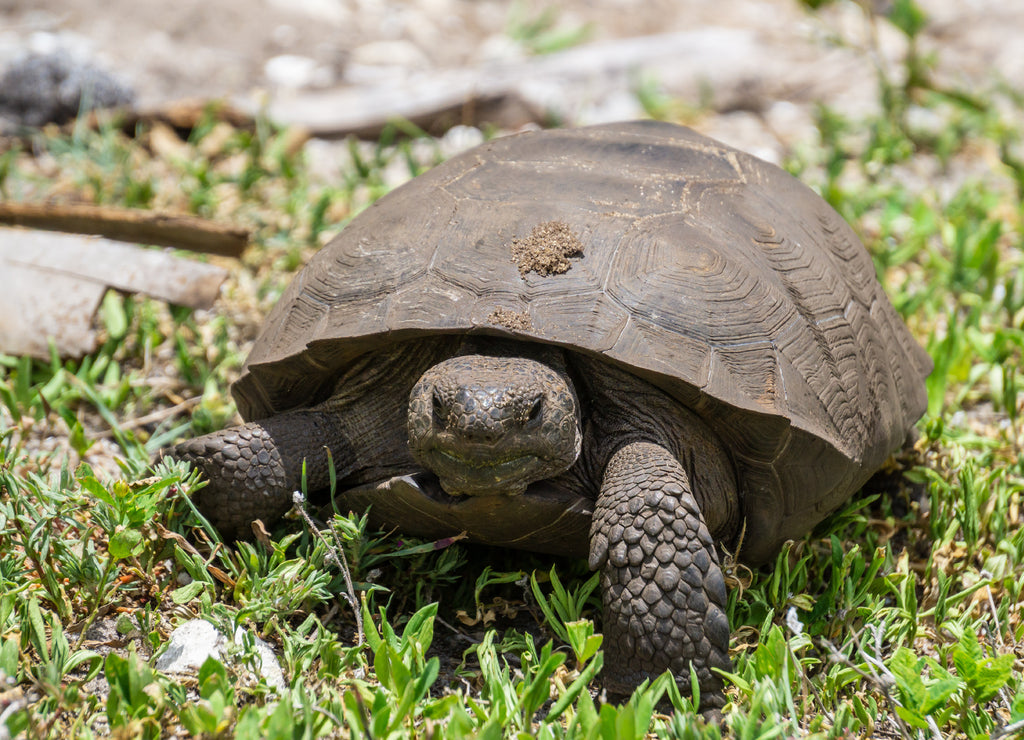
{"left": 894, "top": 704, "right": 930, "bottom": 730}
{"left": 889, "top": 647, "right": 926, "bottom": 708}
{"left": 170, "top": 581, "right": 207, "bottom": 604}
{"left": 109, "top": 527, "right": 144, "bottom": 559}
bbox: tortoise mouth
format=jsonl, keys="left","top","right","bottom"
{"left": 333, "top": 472, "right": 594, "bottom": 558}
{"left": 436, "top": 448, "right": 539, "bottom": 471}
{"left": 420, "top": 447, "right": 544, "bottom": 496}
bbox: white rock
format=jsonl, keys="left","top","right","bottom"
{"left": 156, "top": 619, "right": 221, "bottom": 673}
{"left": 156, "top": 619, "right": 286, "bottom": 691}
{"left": 576, "top": 89, "right": 646, "bottom": 125}
{"left": 264, "top": 0, "right": 349, "bottom": 24}
{"left": 439, "top": 125, "right": 485, "bottom": 157}
{"left": 28, "top": 31, "right": 62, "bottom": 56}
{"left": 25, "top": 31, "right": 98, "bottom": 65}
{"left": 264, "top": 54, "right": 333, "bottom": 89}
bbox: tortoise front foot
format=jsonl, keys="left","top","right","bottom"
{"left": 165, "top": 411, "right": 352, "bottom": 539}
{"left": 590, "top": 441, "right": 732, "bottom": 712}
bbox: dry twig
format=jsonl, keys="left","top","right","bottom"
{"left": 0, "top": 201, "right": 248, "bottom": 257}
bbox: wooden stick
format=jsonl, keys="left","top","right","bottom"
{"left": 0, "top": 201, "right": 249, "bottom": 257}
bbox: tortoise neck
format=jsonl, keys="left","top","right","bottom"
{"left": 573, "top": 355, "right": 740, "bottom": 539}
{"left": 455, "top": 335, "right": 569, "bottom": 368}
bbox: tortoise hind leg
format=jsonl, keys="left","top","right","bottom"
{"left": 589, "top": 441, "right": 732, "bottom": 711}
{"left": 167, "top": 411, "right": 354, "bottom": 539}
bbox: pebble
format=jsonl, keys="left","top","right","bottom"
{"left": 0, "top": 44, "right": 134, "bottom": 129}
{"left": 156, "top": 619, "right": 287, "bottom": 691}
{"left": 264, "top": 54, "right": 335, "bottom": 90}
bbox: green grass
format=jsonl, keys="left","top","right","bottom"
{"left": 505, "top": 1, "right": 594, "bottom": 56}
{"left": 2, "top": 1, "right": 1024, "bottom": 737}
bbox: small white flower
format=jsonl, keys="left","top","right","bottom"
{"left": 785, "top": 606, "right": 804, "bottom": 635}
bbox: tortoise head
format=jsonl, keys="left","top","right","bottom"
{"left": 407, "top": 354, "right": 581, "bottom": 496}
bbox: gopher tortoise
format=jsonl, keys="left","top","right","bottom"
{"left": 169, "top": 120, "right": 931, "bottom": 709}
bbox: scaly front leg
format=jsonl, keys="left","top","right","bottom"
{"left": 589, "top": 441, "right": 732, "bottom": 710}
{"left": 167, "top": 411, "right": 353, "bottom": 539}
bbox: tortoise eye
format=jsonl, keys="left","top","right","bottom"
{"left": 432, "top": 388, "right": 447, "bottom": 428}
{"left": 525, "top": 396, "right": 544, "bottom": 427}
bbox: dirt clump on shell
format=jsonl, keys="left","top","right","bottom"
{"left": 487, "top": 307, "right": 533, "bottom": 330}
{"left": 510, "top": 221, "right": 584, "bottom": 276}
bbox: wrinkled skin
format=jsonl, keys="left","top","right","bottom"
{"left": 167, "top": 338, "right": 739, "bottom": 712}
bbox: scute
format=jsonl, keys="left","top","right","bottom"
{"left": 232, "top": 120, "right": 931, "bottom": 562}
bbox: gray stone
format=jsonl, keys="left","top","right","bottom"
{"left": 156, "top": 619, "right": 286, "bottom": 692}
{"left": 0, "top": 50, "right": 134, "bottom": 129}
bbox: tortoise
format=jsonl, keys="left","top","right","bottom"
{"left": 168, "top": 120, "right": 931, "bottom": 709}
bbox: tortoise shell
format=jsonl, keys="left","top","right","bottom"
{"left": 232, "top": 120, "right": 931, "bottom": 563}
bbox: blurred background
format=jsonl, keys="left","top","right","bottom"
{"left": 3, "top": 0, "right": 1023, "bottom": 162}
